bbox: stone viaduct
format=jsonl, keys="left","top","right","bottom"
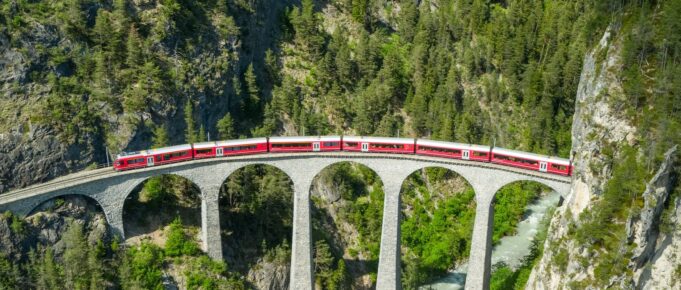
{"left": 0, "top": 152, "right": 571, "bottom": 290}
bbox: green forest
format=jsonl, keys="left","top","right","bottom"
{"left": 2, "top": 0, "right": 617, "bottom": 156}
{"left": 3, "top": 0, "right": 681, "bottom": 289}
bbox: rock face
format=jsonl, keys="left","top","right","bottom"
{"left": 0, "top": 195, "right": 110, "bottom": 261}
{"left": 526, "top": 26, "right": 680, "bottom": 290}
{"left": 247, "top": 257, "right": 291, "bottom": 290}
{"left": 0, "top": 126, "right": 100, "bottom": 194}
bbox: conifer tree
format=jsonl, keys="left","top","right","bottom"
{"left": 199, "top": 125, "right": 206, "bottom": 142}
{"left": 152, "top": 125, "right": 169, "bottom": 148}
{"left": 126, "top": 26, "right": 143, "bottom": 68}
{"left": 244, "top": 63, "right": 260, "bottom": 111}
{"left": 217, "top": 113, "right": 236, "bottom": 139}
{"left": 184, "top": 99, "right": 197, "bottom": 143}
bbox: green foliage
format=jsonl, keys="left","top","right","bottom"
{"left": 220, "top": 164, "right": 293, "bottom": 271}
{"left": 216, "top": 113, "right": 235, "bottom": 139}
{"left": 400, "top": 169, "right": 476, "bottom": 286}
{"left": 244, "top": 63, "right": 260, "bottom": 112}
{"left": 165, "top": 217, "right": 200, "bottom": 257}
{"left": 492, "top": 183, "right": 545, "bottom": 244}
{"left": 184, "top": 99, "right": 197, "bottom": 143}
{"left": 490, "top": 207, "right": 556, "bottom": 290}
{"left": 9, "top": 214, "right": 25, "bottom": 236}
{"left": 125, "top": 242, "right": 165, "bottom": 290}
{"left": 140, "top": 176, "right": 167, "bottom": 203}
{"left": 0, "top": 254, "right": 20, "bottom": 289}
{"left": 152, "top": 125, "right": 169, "bottom": 148}
{"left": 185, "top": 256, "right": 246, "bottom": 290}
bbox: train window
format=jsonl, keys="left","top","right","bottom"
{"left": 156, "top": 156, "right": 162, "bottom": 161}
{"left": 419, "top": 146, "right": 460, "bottom": 154}
{"left": 323, "top": 142, "right": 339, "bottom": 147}
{"left": 551, "top": 164, "right": 567, "bottom": 171}
{"left": 344, "top": 142, "right": 358, "bottom": 147}
{"left": 371, "top": 143, "right": 404, "bottom": 149}
{"left": 163, "top": 151, "right": 188, "bottom": 159}
{"left": 225, "top": 145, "right": 257, "bottom": 151}
{"left": 495, "top": 154, "right": 537, "bottom": 166}
{"left": 196, "top": 149, "right": 212, "bottom": 155}
{"left": 272, "top": 143, "right": 310, "bottom": 148}
{"left": 473, "top": 151, "right": 488, "bottom": 157}
{"left": 127, "top": 158, "right": 144, "bottom": 164}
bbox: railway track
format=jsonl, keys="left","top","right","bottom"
{"left": 0, "top": 166, "right": 114, "bottom": 202}
{"left": 0, "top": 152, "right": 571, "bottom": 206}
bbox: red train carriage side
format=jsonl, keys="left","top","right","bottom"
{"left": 218, "top": 138, "right": 269, "bottom": 156}
{"left": 491, "top": 147, "right": 572, "bottom": 175}
{"left": 269, "top": 136, "right": 342, "bottom": 153}
{"left": 193, "top": 142, "right": 217, "bottom": 159}
{"left": 416, "top": 139, "right": 491, "bottom": 162}
{"left": 343, "top": 136, "right": 415, "bottom": 154}
{"left": 114, "top": 152, "right": 148, "bottom": 171}
{"left": 114, "top": 144, "right": 193, "bottom": 171}
{"left": 193, "top": 138, "right": 268, "bottom": 159}
{"left": 146, "top": 144, "right": 194, "bottom": 166}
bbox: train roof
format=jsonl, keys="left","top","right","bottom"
{"left": 416, "top": 139, "right": 490, "bottom": 151}
{"left": 116, "top": 144, "right": 193, "bottom": 159}
{"left": 193, "top": 137, "right": 268, "bottom": 149}
{"left": 343, "top": 136, "right": 415, "bottom": 144}
{"left": 492, "top": 147, "right": 570, "bottom": 165}
{"left": 269, "top": 136, "right": 341, "bottom": 143}
{"left": 146, "top": 144, "right": 193, "bottom": 155}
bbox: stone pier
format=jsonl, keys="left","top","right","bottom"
{"left": 0, "top": 153, "right": 572, "bottom": 290}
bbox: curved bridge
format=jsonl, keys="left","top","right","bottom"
{"left": 0, "top": 152, "right": 571, "bottom": 290}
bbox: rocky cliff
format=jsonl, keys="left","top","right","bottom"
{"left": 527, "top": 24, "right": 681, "bottom": 290}
{"left": 0, "top": 0, "right": 291, "bottom": 194}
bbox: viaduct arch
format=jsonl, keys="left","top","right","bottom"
{"left": 0, "top": 152, "right": 571, "bottom": 290}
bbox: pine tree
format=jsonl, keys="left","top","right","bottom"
{"left": 126, "top": 25, "right": 143, "bottom": 68}
{"left": 217, "top": 113, "right": 236, "bottom": 139}
{"left": 264, "top": 49, "right": 279, "bottom": 84}
{"left": 92, "top": 10, "right": 112, "bottom": 46}
{"left": 63, "top": 0, "right": 86, "bottom": 37}
{"left": 199, "top": 125, "right": 207, "bottom": 142}
{"left": 62, "top": 222, "right": 88, "bottom": 289}
{"left": 351, "top": 0, "right": 368, "bottom": 24}
{"left": 39, "top": 247, "right": 61, "bottom": 289}
{"left": 244, "top": 63, "right": 260, "bottom": 111}
{"left": 184, "top": 99, "right": 197, "bottom": 143}
{"left": 152, "top": 125, "right": 169, "bottom": 148}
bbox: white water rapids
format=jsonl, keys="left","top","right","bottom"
{"left": 420, "top": 191, "right": 561, "bottom": 290}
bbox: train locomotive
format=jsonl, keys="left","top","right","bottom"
{"left": 114, "top": 136, "right": 572, "bottom": 176}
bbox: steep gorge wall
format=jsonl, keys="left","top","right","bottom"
{"left": 527, "top": 25, "right": 680, "bottom": 290}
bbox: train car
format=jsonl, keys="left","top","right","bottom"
{"left": 114, "top": 151, "right": 148, "bottom": 171}
{"left": 114, "top": 144, "right": 194, "bottom": 171}
{"left": 491, "top": 147, "right": 572, "bottom": 175}
{"left": 193, "top": 138, "right": 269, "bottom": 159}
{"left": 342, "top": 136, "right": 415, "bottom": 154}
{"left": 146, "top": 144, "right": 194, "bottom": 166}
{"left": 416, "top": 139, "right": 491, "bottom": 162}
{"left": 269, "top": 136, "right": 342, "bottom": 153}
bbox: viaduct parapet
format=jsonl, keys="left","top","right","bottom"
{"left": 0, "top": 152, "right": 571, "bottom": 290}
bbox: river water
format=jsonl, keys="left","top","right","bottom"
{"left": 420, "top": 191, "right": 561, "bottom": 290}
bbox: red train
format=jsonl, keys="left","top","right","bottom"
{"left": 114, "top": 136, "right": 573, "bottom": 176}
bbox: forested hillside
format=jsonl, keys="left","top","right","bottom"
{"left": 2, "top": 0, "right": 681, "bottom": 289}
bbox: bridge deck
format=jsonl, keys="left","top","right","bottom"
{"left": 0, "top": 152, "right": 571, "bottom": 206}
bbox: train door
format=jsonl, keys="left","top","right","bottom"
{"left": 462, "top": 150, "right": 470, "bottom": 160}
{"left": 216, "top": 148, "right": 224, "bottom": 157}
{"left": 147, "top": 156, "right": 155, "bottom": 167}
{"left": 539, "top": 161, "right": 548, "bottom": 172}
{"left": 361, "top": 143, "right": 369, "bottom": 152}
{"left": 313, "top": 142, "right": 321, "bottom": 152}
